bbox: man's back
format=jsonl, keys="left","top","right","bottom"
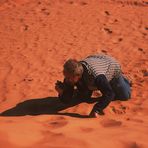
{"left": 80, "top": 54, "right": 121, "bottom": 81}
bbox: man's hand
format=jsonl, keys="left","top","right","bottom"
{"left": 55, "top": 80, "right": 64, "bottom": 95}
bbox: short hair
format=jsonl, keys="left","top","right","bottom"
{"left": 63, "top": 59, "right": 83, "bottom": 76}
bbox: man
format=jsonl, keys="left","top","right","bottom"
{"left": 55, "top": 54, "right": 131, "bottom": 117}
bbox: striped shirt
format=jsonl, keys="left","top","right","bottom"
{"left": 80, "top": 54, "right": 121, "bottom": 90}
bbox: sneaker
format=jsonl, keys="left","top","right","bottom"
{"left": 89, "top": 109, "right": 105, "bottom": 118}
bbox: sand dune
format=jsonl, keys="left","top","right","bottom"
{"left": 0, "top": 0, "right": 148, "bottom": 148}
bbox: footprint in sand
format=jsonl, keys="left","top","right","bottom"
{"left": 104, "top": 11, "right": 110, "bottom": 16}
{"left": 80, "top": 127, "right": 94, "bottom": 133}
{"left": 0, "top": 0, "right": 13, "bottom": 10}
{"left": 79, "top": 1, "right": 88, "bottom": 6}
{"left": 131, "top": 118, "right": 143, "bottom": 123}
{"left": 66, "top": 1, "right": 88, "bottom": 6}
{"left": 100, "top": 119, "right": 122, "bottom": 127}
{"left": 23, "top": 77, "right": 33, "bottom": 82}
{"left": 137, "top": 48, "right": 146, "bottom": 54}
{"left": 138, "top": 48, "right": 144, "bottom": 52}
{"left": 110, "top": 0, "right": 148, "bottom": 7}
{"left": 104, "top": 28, "right": 112, "bottom": 34}
{"left": 101, "top": 49, "right": 108, "bottom": 54}
{"left": 42, "top": 130, "right": 88, "bottom": 147}
{"left": 40, "top": 7, "right": 50, "bottom": 16}
{"left": 21, "top": 24, "right": 29, "bottom": 31}
{"left": 68, "top": 1, "right": 74, "bottom": 5}
{"left": 118, "top": 38, "right": 123, "bottom": 42}
{"left": 47, "top": 116, "right": 68, "bottom": 129}
{"left": 49, "top": 120, "right": 68, "bottom": 128}
{"left": 110, "top": 105, "right": 127, "bottom": 114}
{"left": 122, "top": 141, "right": 140, "bottom": 148}
{"left": 141, "top": 69, "right": 148, "bottom": 77}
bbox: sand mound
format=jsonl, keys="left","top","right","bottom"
{"left": 0, "top": 0, "right": 148, "bottom": 147}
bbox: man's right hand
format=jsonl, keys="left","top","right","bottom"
{"left": 55, "top": 80, "right": 64, "bottom": 95}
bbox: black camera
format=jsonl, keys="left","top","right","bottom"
{"left": 56, "top": 80, "right": 64, "bottom": 89}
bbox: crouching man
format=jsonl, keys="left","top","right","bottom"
{"left": 55, "top": 54, "right": 131, "bottom": 117}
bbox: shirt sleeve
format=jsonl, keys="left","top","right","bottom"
{"left": 94, "top": 74, "right": 115, "bottom": 110}
{"left": 58, "top": 79, "right": 74, "bottom": 104}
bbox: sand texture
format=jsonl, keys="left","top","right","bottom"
{"left": 0, "top": 0, "right": 148, "bottom": 148}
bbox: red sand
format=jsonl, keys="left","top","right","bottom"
{"left": 0, "top": 0, "right": 148, "bottom": 148}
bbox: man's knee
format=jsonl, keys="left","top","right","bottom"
{"left": 120, "top": 91, "right": 131, "bottom": 101}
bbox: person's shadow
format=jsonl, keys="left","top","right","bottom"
{"left": 0, "top": 97, "right": 99, "bottom": 118}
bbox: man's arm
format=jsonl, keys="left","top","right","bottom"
{"left": 56, "top": 79, "right": 74, "bottom": 104}
{"left": 93, "top": 74, "right": 115, "bottom": 111}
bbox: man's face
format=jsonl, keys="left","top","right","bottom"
{"left": 63, "top": 71, "right": 81, "bottom": 85}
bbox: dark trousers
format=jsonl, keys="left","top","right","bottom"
{"left": 76, "top": 75, "right": 131, "bottom": 111}
{"left": 110, "top": 75, "right": 131, "bottom": 100}
{"left": 78, "top": 75, "right": 131, "bottom": 101}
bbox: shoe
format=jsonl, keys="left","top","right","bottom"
{"left": 89, "top": 109, "right": 105, "bottom": 118}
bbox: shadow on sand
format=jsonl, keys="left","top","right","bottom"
{"left": 0, "top": 97, "right": 99, "bottom": 118}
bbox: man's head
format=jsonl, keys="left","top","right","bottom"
{"left": 63, "top": 59, "right": 83, "bottom": 85}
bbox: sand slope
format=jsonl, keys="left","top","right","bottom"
{"left": 0, "top": 0, "right": 148, "bottom": 148}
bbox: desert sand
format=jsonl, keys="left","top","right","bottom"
{"left": 0, "top": 0, "right": 148, "bottom": 148}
